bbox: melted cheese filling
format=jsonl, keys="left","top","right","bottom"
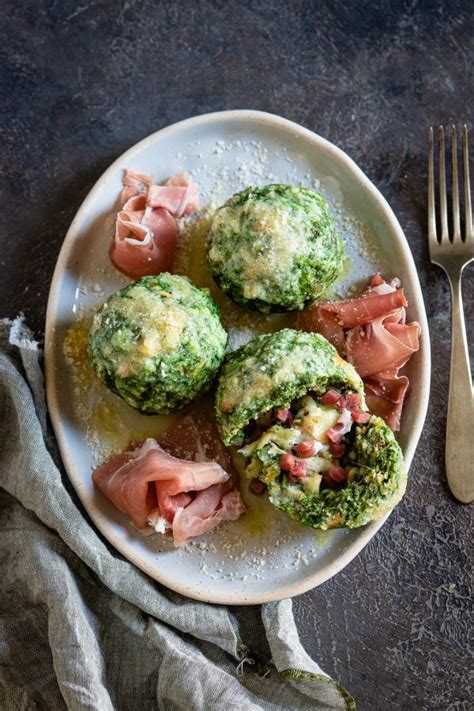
{"left": 241, "top": 394, "right": 348, "bottom": 495}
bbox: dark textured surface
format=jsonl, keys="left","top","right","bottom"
{"left": 1, "top": 1, "right": 472, "bottom": 709}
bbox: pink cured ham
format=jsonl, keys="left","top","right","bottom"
{"left": 297, "top": 305, "right": 347, "bottom": 354}
{"left": 158, "top": 411, "right": 234, "bottom": 472}
{"left": 173, "top": 489, "right": 245, "bottom": 547}
{"left": 120, "top": 171, "right": 153, "bottom": 204}
{"left": 296, "top": 274, "right": 421, "bottom": 431}
{"left": 147, "top": 173, "right": 200, "bottom": 217}
{"left": 92, "top": 439, "right": 230, "bottom": 530}
{"left": 297, "top": 287, "right": 407, "bottom": 356}
{"left": 165, "top": 172, "right": 200, "bottom": 213}
{"left": 111, "top": 205, "right": 178, "bottom": 279}
{"left": 110, "top": 169, "right": 199, "bottom": 280}
{"left": 156, "top": 412, "right": 243, "bottom": 533}
{"left": 93, "top": 413, "right": 245, "bottom": 546}
{"left": 346, "top": 314, "right": 420, "bottom": 377}
{"left": 364, "top": 374, "right": 409, "bottom": 431}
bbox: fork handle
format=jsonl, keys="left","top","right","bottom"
{"left": 445, "top": 269, "right": 474, "bottom": 503}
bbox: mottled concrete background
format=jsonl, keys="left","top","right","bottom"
{"left": 1, "top": 1, "right": 472, "bottom": 709}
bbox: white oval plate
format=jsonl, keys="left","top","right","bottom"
{"left": 45, "top": 110, "right": 430, "bottom": 604}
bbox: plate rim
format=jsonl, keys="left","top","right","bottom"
{"left": 44, "top": 109, "right": 431, "bottom": 604}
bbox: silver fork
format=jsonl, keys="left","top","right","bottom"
{"left": 428, "top": 125, "right": 474, "bottom": 503}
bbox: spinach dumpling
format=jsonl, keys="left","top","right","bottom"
{"left": 216, "top": 329, "right": 406, "bottom": 529}
{"left": 207, "top": 184, "right": 344, "bottom": 312}
{"left": 89, "top": 273, "right": 227, "bottom": 414}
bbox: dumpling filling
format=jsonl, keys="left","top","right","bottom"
{"left": 240, "top": 390, "right": 370, "bottom": 497}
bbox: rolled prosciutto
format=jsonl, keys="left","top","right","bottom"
{"left": 297, "top": 274, "right": 421, "bottom": 430}
{"left": 93, "top": 413, "right": 245, "bottom": 546}
{"left": 110, "top": 169, "right": 199, "bottom": 280}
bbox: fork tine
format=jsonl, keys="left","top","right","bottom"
{"left": 439, "top": 126, "right": 449, "bottom": 242}
{"left": 451, "top": 126, "right": 461, "bottom": 241}
{"left": 463, "top": 125, "right": 473, "bottom": 243}
{"left": 428, "top": 127, "right": 438, "bottom": 245}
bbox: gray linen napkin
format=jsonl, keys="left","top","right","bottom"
{"left": 0, "top": 317, "right": 354, "bottom": 711}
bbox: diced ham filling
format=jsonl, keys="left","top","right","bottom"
{"left": 329, "top": 466, "right": 347, "bottom": 483}
{"left": 110, "top": 169, "right": 200, "bottom": 279}
{"left": 296, "top": 274, "right": 421, "bottom": 430}
{"left": 92, "top": 413, "right": 245, "bottom": 546}
{"left": 245, "top": 393, "right": 370, "bottom": 493}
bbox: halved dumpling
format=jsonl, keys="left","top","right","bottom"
{"left": 261, "top": 413, "right": 406, "bottom": 529}
{"left": 215, "top": 329, "right": 406, "bottom": 529}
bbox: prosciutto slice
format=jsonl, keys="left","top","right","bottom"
{"left": 158, "top": 411, "right": 234, "bottom": 471}
{"left": 92, "top": 438, "right": 229, "bottom": 529}
{"left": 346, "top": 314, "right": 420, "bottom": 377}
{"left": 110, "top": 169, "right": 199, "bottom": 280}
{"left": 155, "top": 412, "right": 242, "bottom": 533}
{"left": 364, "top": 374, "right": 409, "bottom": 431}
{"left": 111, "top": 206, "right": 178, "bottom": 279}
{"left": 147, "top": 173, "right": 200, "bottom": 217}
{"left": 297, "top": 284, "right": 407, "bottom": 356}
{"left": 120, "top": 170, "right": 153, "bottom": 204}
{"left": 297, "top": 274, "right": 421, "bottom": 431}
{"left": 173, "top": 489, "right": 245, "bottom": 547}
{"left": 93, "top": 413, "right": 245, "bottom": 546}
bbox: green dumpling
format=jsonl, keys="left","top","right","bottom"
{"left": 207, "top": 184, "right": 345, "bottom": 312}
{"left": 216, "top": 328, "right": 406, "bottom": 529}
{"left": 88, "top": 273, "right": 227, "bottom": 414}
{"left": 267, "top": 416, "right": 406, "bottom": 530}
{"left": 215, "top": 328, "right": 362, "bottom": 446}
